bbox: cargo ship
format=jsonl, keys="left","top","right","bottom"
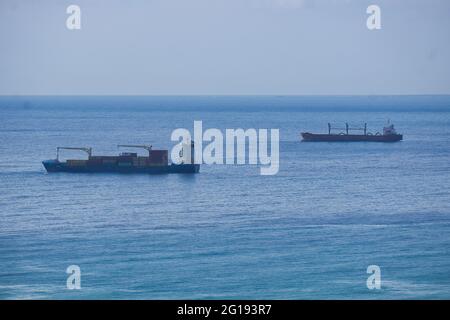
{"left": 301, "top": 122, "right": 403, "bottom": 142}
{"left": 42, "top": 143, "right": 200, "bottom": 174}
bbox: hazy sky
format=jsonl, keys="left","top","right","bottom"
{"left": 1, "top": 0, "right": 449, "bottom": 95}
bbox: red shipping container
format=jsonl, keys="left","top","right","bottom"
{"left": 149, "top": 150, "right": 168, "bottom": 165}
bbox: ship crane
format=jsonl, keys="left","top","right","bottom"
{"left": 56, "top": 147, "right": 92, "bottom": 161}
{"left": 117, "top": 145, "right": 153, "bottom": 157}
{"left": 328, "top": 123, "right": 368, "bottom": 135}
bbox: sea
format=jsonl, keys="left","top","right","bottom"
{"left": 0, "top": 95, "right": 449, "bottom": 299}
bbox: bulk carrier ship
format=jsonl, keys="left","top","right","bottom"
{"left": 42, "top": 142, "right": 199, "bottom": 174}
{"left": 301, "top": 122, "right": 403, "bottom": 142}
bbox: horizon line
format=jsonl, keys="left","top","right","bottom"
{"left": 1, "top": 94, "right": 450, "bottom": 97}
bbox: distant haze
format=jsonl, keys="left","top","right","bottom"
{"left": 1, "top": 0, "right": 450, "bottom": 95}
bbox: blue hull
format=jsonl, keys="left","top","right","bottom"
{"left": 42, "top": 160, "right": 200, "bottom": 174}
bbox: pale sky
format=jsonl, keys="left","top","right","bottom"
{"left": 1, "top": 0, "right": 449, "bottom": 95}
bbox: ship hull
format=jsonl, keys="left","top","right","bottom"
{"left": 301, "top": 132, "right": 403, "bottom": 142}
{"left": 42, "top": 160, "right": 200, "bottom": 174}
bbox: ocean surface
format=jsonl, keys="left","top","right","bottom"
{"left": 0, "top": 95, "right": 450, "bottom": 299}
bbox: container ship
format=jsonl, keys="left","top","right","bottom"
{"left": 301, "top": 122, "right": 403, "bottom": 142}
{"left": 42, "top": 143, "right": 199, "bottom": 174}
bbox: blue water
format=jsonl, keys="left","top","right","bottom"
{"left": 1, "top": 96, "right": 450, "bottom": 299}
